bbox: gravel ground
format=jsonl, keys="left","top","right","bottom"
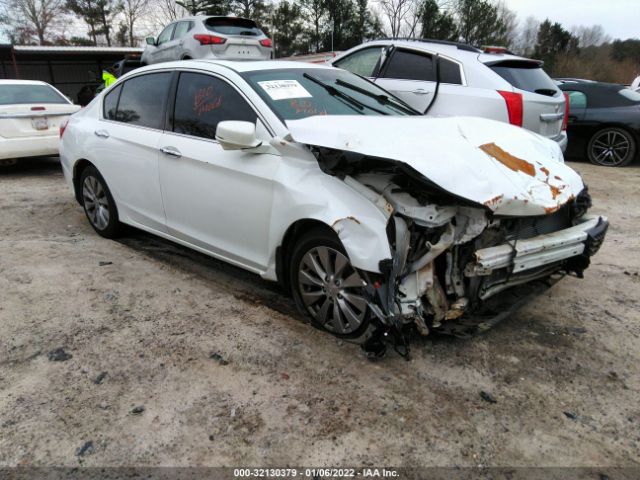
{"left": 0, "top": 157, "right": 639, "bottom": 469}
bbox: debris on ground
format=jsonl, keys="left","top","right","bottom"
{"left": 130, "top": 406, "right": 145, "bottom": 415}
{"left": 75, "top": 441, "right": 94, "bottom": 457}
{"left": 98, "top": 261, "right": 113, "bottom": 266}
{"left": 480, "top": 391, "right": 498, "bottom": 404}
{"left": 93, "top": 371, "right": 108, "bottom": 385}
{"left": 47, "top": 348, "right": 72, "bottom": 362}
{"left": 209, "top": 352, "right": 229, "bottom": 365}
{"left": 564, "top": 411, "right": 578, "bottom": 420}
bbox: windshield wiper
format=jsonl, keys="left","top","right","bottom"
{"left": 335, "top": 78, "right": 419, "bottom": 115}
{"left": 303, "top": 73, "right": 380, "bottom": 115}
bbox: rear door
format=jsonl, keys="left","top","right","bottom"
{"left": 488, "top": 61, "right": 565, "bottom": 140}
{"left": 165, "top": 21, "right": 192, "bottom": 60}
{"left": 92, "top": 72, "right": 173, "bottom": 231}
{"left": 151, "top": 24, "right": 177, "bottom": 63}
{"left": 0, "top": 83, "right": 79, "bottom": 138}
{"left": 375, "top": 47, "right": 469, "bottom": 114}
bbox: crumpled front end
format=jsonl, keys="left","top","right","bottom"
{"left": 310, "top": 147, "right": 608, "bottom": 357}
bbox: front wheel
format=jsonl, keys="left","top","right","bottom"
{"left": 289, "top": 228, "right": 373, "bottom": 340}
{"left": 587, "top": 127, "right": 636, "bottom": 167}
{"left": 80, "top": 165, "right": 121, "bottom": 238}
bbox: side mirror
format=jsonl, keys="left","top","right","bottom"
{"left": 216, "top": 121, "right": 262, "bottom": 150}
{"left": 146, "top": 36, "right": 156, "bottom": 46}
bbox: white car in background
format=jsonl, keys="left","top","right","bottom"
{"left": 331, "top": 39, "right": 569, "bottom": 151}
{"left": 59, "top": 60, "right": 606, "bottom": 356}
{"left": 0, "top": 80, "right": 80, "bottom": 166}
{"left": 141, "top": 16, "right": 273, "bottom": 65}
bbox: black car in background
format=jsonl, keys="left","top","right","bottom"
{"left": 559, "top": 81, "right": 640, "bottom": 167}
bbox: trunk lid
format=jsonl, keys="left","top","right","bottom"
{"left": 0, "top": 103, "right": 80, "bottom": 138}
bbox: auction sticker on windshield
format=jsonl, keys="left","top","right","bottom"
{"left": 258, "top": 80, "right": 312, "bottom": 100}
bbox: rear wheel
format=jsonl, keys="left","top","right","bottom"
{"left": 80, "top": 165, "right": 121, "bottom": 238}
{"left": 289, "top": 228, "right": 373, "bottom": 341}
{"left": 587, "top": 127, "right": 636, "bottom": 167}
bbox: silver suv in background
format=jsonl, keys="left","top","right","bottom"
{"left": 142, "top": 16, "right": 273, "bottom": 65}
{"left": 331, "top": 39, "right": 568, "bottom": 151}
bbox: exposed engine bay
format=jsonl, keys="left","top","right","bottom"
{"left": 312, "top": 146, "right": 609, "bottom": 357}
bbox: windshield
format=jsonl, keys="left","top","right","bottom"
{"left": 0, "top": 84, "right": 69, "bottom": 105}
{"left": 241, "top": 68, "right": 417, "bottom": 121}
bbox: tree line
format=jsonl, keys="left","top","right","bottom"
{"left": 1, "top": 0, "right": 638, "bottom": 82}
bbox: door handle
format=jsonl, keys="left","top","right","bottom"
{"left": 160, "top": 146, "right": 182, "bottom": 158}
{"left": 94, "top": 129, "right": 109, "bottom": 138}
{"left": 412, "top": 89, "right": 429, "bottom": 95}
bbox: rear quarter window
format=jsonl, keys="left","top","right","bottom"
{"left": 490, "top": 61, "right": 559, "bottom": 97}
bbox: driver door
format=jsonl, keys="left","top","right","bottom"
{"left": 157, "top": 71, "right": 279, "bottom": 271}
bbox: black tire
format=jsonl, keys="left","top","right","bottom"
{"left": 587, "top": 127, "right": 636, "bottom": 167}
{"left": 289, "top": 227, "right": 375, "bottom": 342}
{"left": 79, "top": 165, "right": 121, "bottom": 238}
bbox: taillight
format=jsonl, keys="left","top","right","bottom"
{"left": 31, "top": 106, "right": 46, "bottom": 111}
{"left": 562, "top": 92, "right": 570, "bottom": 131}
{"left": 59, "top": 119, "right": 68, "bottom": 138}
{"left": 193, "top": 34, "right": 226, "bottom": 45}
{"left": 497, "top": 90, "right": 523, "bottom": 127}
{"left": 259, "top": 38, "right": 272, "bottom": 48}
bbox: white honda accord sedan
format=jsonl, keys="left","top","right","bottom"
{"left": 60, "top": 60, "right": 607, "bottom": 356}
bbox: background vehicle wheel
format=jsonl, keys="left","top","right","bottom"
{"left": 80, "top": 165, "right": 121, "bottom": 238}
{"left": 587, "top": 127, "right": 636, "bottom": 167}
{"left": 289, "top": 228, "right": 374, "bottom": 341}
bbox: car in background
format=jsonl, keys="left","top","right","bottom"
{"left": 559, "top": 81, "right": 640, "bottom": 167}
{"left": 141, "top": 16, "right": 273, "bottom": 65}
{"left": 0, "top": 80, "right": 80, "bottom": 166}
{"left": 113, "top": 55, "right": 142, "bottom": 77}
{"left": 59, "top": 60, "right": 606, "bottom": 355}
{"left": 331, "top": 39, "right": 569, "bottom": 151}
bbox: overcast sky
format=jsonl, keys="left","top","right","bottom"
{"left": 505, "top": 0, "right": 639, "bottom": 40}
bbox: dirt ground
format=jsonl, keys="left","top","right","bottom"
{"left": 0, "top": 157, "right": 639, "bottom": 469}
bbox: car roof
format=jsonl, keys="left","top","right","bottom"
{"left": 354, "top": 39, "right": 540, "bottom": 65}
{"left": 141, "top": 59, "right": 333, "bottom": 74}
{"left": 0, "top": 79, "right": 51, "bottom": 86}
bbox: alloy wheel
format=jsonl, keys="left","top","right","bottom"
{"left": 298, "top": 246, "right": 368, "bottom": 335}
{"left": 82, "top": 175, "right": 110, "bottom": 230}
{"left": 590, "top": 129, "right": 632, "bottom": 166}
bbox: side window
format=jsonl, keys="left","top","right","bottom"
{"left": 173, "top": 21, "right": 190, "bottom": 39}
{"left": 334, "top": 47, "right": 384, "bottom": 77}
{"left": 103, "top": 84, "right": 122, "bottom": 120}
{"left": 115, "top": 72, "right": 172, "bottom": 129}
{"left": 383, "top": 49, "right": 435, "bottom": 81}
{"left": 157, "top": 24, "right": 175, "bottom": 45}
{"left": 172, "top": 72, "right": 258, "bottom": 140}
{"left": 566, "top": 91, "right": 587, "bottom": 109}
{"left": 439, "top": 58, "right": 463, "bottom": 85}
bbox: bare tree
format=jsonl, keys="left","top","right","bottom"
{"left": 1, "top": 0, "right": 66, "bottom": 44}
{"left": 377, "top": 0, "right": 413, "bottom": 37}
{"left": 571, "top": 24, "right": 610, "bottom": 48}
{"left": 148, "top": 0, "right": 188, "bottom": 26}
{"left": 513, "top": 15, "right": 539, "bottom": 56}
{"left": 495, "top": 0, "right": 517, "bottom": 48}
{"left": 120, "top": 0, "right": 149, "bottom": 46}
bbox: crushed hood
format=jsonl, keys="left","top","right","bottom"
{"left": 285, "top": 115, "right": 584, "bottom": 216}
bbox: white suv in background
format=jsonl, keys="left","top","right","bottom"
{"left": 141, "top": 16, "right": 273, "bottom": 65}
{"left": 331, "top": 39, "right": 568, "bottom": 151}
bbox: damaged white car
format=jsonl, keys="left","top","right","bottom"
{"left": 59, "top": 60, "right": 608, "bottom": 357}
